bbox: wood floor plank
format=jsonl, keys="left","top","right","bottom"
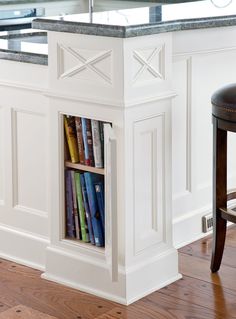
{"left": 179, "top": 253, "right": 236, "bottom": 290}
{"left": 0, "top": 259, "right": 116, "bottom": 319}
{"left": 96, "top": 292, "right": 226, "bottom": 319}
{"left": 179, "top": 227, "right": 236, "bottom": 268}
{"left": 0, "top": 305, "right": 58, "bottom": 319}
{"left": 159, "top": 275, "right": 236, "bottom": 317}
{"left": 141, "top": 292, "right": 226, "bottom": 319}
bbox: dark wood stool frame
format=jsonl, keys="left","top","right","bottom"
{"left": 211, "top": 115, "right": 236, "bottom": 272}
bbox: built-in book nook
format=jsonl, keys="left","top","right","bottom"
{"left": 64, "top": 115, "right": 106, "bottom": 248}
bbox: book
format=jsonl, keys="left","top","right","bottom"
{"left": 81, "top": 118, "right": 94, "bottom": 166}
{"left": 65, "top": 170, "right": 75, "bottom": 238}
{"left": 70, "top": 170, "right": 81, "bottom": 240}
{"left": 94, "top": 181, "right": 105, "bottom": 235}
{"left": 75, "top": 117, "right": 85, "bottom": 165}
{"left": 99, "top": 121, "right": 105, "bottom": 165}
{"left": 75, "top": 172, "right": 89, "bottom": 242}
{"left": 91, "top": 120, "right": 103, "bottom": 168}
{"left": 80, "top": 174, "right": 95, "bottom": 245}
{"left": 64, "top": 116, "right": 79, "bottom": 163}
{"left": 84, "top": 172, "right": 104, "bottom": 247}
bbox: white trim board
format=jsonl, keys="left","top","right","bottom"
{"left": 173, "top": 205, "right": 212, "bottom": 249}
{"left": 173, "top": 206, "right": 233, "bottom": 249}
{"left": 0, "top": 224, "right": 48, "bottom": 271}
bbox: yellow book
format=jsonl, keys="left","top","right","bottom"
{"left": 64, "top": 116, "right": 79, "bottom": 163}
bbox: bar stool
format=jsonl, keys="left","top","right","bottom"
{"left": 211, "top": 83, "right": 236, "bottom": 272}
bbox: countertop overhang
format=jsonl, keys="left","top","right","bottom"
{"left": 0, "top": 29, "right": 48, "bottom": 65}
{"left": 33, "top": 0, "right": 236, "bottom": 38}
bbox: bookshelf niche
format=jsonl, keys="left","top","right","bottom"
{"left": 64, "top": 114, "right": 107, "bottom": 250}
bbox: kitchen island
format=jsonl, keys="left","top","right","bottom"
{"left": 1, "top": 0, "right": 236, "bottom": 305}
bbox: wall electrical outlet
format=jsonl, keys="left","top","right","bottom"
{"left": 202, "top": 214, "right": 213, "bottom": 233}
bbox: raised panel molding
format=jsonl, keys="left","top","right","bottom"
{"left": 134, "top": 115, "right": 165, "bottom": 255}
{"left": 0, "top": 106, "right": 4, "bottom": 205}
{"left": 11, "top": 109, "right": 48, "bottom": 216}
{"left": 58, "top": 44, "right": 113, "bottom": 85}
{"left": 132, "top": 45, "right": 165, "bottom": 84}
{"left": 172, "top": 57, "right": 192, "bottom": 201}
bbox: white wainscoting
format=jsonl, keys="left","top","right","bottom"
{"left": 172, "top": 27, "right": 236, "bottom": 247}
{"left": 0, "top": 106, "right": 4, "bottom": 206}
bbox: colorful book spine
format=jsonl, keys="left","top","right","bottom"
{"left": 84, "top": 172, "right": 104, "bottom": 247}
{"left": 65, "top": 170, "right": 75, "bottom": 238}
{"left": 75, "top": 117, "right": 85, "bottom": 165}
{"left": 99, "top": 121, "right": 105, "bottom": 165}
{"left": 94, "top": 182, "right": 105, "bottom": 235}
{"left": 70, "top": 170, "right": 81, "bottom": 240}
{"left": 80, "top": 174, "right": 95, "bottom": 245}
{"left": 91, "top": 120, "right": 103, "bottom": 168}
{"left": 75, "top": 172, "right": 89, "bottom": 242}
{"left": 64, "top": 116, "right": 79, "bottom": 163}
{"left": 81, "top": 118, "right": 94, "bottom": 166}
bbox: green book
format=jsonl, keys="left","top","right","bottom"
{"left": 75, "top": 172, "right": 89, "bottom": 242}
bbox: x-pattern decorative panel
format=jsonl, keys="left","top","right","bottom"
{"left": 133, "top": 46, "right": 165, "bottom": 84}
{"left": 58, "top": 45, "right": 113, "bottom": 85}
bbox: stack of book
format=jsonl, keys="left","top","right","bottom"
{"left": 64, "top": 115, "right": 105, "bottom": 168}
{"left": 65, "top": 169, "right": 105, "bottom": 247}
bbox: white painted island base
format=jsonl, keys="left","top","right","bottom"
{"left": 43, "top": 30, "right": 180, "bottom": 304}
{"left": 0, "top": 25, "right": 236, "bottom": 304}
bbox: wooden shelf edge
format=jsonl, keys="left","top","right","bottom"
{"left": 65, "top": 161, "right": 105, "bottom": 175}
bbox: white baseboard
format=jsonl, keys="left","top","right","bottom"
{"left": 0, "top": 223, "right": 49, "bottom": 271}
{"left": 42, "top": 245, "right": 180, "bottom": 305}
{"left": 173, "top": 205, "right": 212, "bottom": 249}
{"left": 42, "top": 272, "right": 128, "bottom": 305}
{"left": 173, "top": 201, "right": 236, "bottom": 249}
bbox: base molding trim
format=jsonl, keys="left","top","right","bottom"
{"left": 42, "top": 245, "right": 180, "bottom": 305}
{"left": 41, "top": 273, "right": 128, "bottom": 305}
{"left": 0, "top": 223, "right": 48, "bottom": 271}
{"left": 173, "top": 205, "right": 212, "bottom": 249}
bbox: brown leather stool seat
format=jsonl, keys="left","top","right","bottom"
{"left": 211, "top": 83, "right": 236, "bottom": 273}
{"left": 212, "top": 83, "right": 236, "bottom": 122}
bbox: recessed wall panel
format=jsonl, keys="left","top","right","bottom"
{"left": 0, "top": 107, "right": 4, "bottom": 204}
{"left": 134, "top": 115, "right": 164, "bottom": 254}
{"left": 172, "top": 58, "right": 189, "bottom": 199}
{"left": 192, "top": 51, "right": 236, "bottom": 191}
{"left": 12, "top": 109, "right": 47, "bottom": 215}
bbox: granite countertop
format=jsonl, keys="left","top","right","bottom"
{"left": 0, "top": 29, "right": 48, "bottom": 64}
{"left": 33, "top": 0, "right": 236, "bottom": 38}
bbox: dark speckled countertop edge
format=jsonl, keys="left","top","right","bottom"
{"left": 0, "top": 49, "right": 48, "bottom": 65}
{"left": 33, "top": 15, "right": 236, "bottom": 38}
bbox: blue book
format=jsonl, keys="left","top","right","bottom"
{"left": 80, "top": 174, "right": 95, "bottom": 245}
{"left": 81, "top": 118, "right": 94, "bottom": 166}
{"left": 94, "top": 182, "right": 105, "bottom": 235}
{"left": 65, "top": 170, "right": 75, "bottom": 238}
{"left": 84, "top": 172, "right": 104, "bottom": 247}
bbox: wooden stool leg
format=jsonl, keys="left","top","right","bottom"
{"left": 211, "top": 117, "right": 227, "bottom": 273}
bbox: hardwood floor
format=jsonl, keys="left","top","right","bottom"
{"left": 1, "top": 227, "right": 236, "bottom": 318}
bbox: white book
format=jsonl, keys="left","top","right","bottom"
{"left": 91, "top": 120, "right": 103, "bottom": 168}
